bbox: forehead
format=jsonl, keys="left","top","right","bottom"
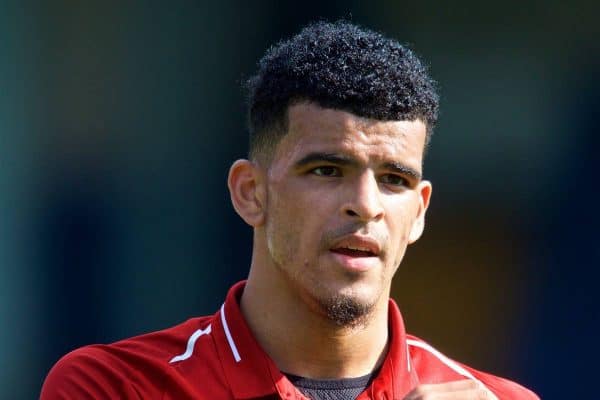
{"left": 272, "top": 103, "right": 427, "bottom": 170}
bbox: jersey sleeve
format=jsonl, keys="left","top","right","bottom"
{"left": 407, "top": 335, "right": 540, "bottom": 400}
{"left": 40, "top": 346, "right": 142, "bottom": 400}
{"left": 459, "top": 362, "right": 540, "bottom": 400}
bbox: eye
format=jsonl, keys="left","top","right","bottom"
{"left": 379, "top": 174, "right": 408, "bottom": 187}
{"left": 311, "top": 166, "right": 341, "bottom": 177}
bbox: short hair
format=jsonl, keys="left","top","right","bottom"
{"left": 246, "top": 20, "right": 439, "bottom": 163}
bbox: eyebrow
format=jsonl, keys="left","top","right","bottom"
{"left": 381, "top": 161, "right": 422, "bottom": 181}
{"left": 294, "top": 152, "right": 422, "bottom": 181}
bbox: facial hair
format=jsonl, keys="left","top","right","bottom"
{"left": 319, "top": 293, "right": 374, "bottom": 328}
{"left": 316, "top": 221, "right": 388, "bottom": 328}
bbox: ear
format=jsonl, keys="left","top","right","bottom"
{"left": 227, "top": 159, "right": 267, "bottom": 227}
{"left": 408, "top": 180, "right": 432, "bottom": 244}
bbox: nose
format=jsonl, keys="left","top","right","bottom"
{"left": 341, "top": 172, "right": 385, "bottom": 222}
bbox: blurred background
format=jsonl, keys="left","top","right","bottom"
{"left": 1, "top": 1, "right": 598, "bottom": 398}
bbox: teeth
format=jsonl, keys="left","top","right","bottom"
{"left": 345, "top": 246, "right": 372, "bottom": 252}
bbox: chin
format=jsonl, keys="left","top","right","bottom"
{"left": 295, "top": 264, "right": 385, "bottom": 326}
{"left": 314, "top": 285, "right": 378, "bottom": 328}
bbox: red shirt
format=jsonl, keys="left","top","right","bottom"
{"left": 41, "top": 281, "right": 539, "bottom": 399}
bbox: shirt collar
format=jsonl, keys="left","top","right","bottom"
{"left": 211, "top": 281, "right": 418, "bottom": 399}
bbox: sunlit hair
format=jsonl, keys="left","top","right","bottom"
{"left": 246, "top": 20, "right": 439, "bottom": 163}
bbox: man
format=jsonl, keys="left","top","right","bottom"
{"left": 41, "top": 21, "right": 538, "bottom": 399}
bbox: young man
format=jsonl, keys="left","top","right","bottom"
{"left": 41, "top": 21, "right": 539, "bottom": 399}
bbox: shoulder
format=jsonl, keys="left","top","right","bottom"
{"left": 406, "top": 335, "right": 539, "bottom": 400}
{"left": 40, "top": 344, "right": 137, "bottom": 399}
{"left": 41, "top": 316, "right": 217, "bottom": 400}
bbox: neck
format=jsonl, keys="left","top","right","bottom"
{"left": 240, "top": 248, "right": 390, "bottom": 379}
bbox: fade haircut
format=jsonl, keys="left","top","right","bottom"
{"left": 246, "top": 20, "right": 439, "bottom": 163}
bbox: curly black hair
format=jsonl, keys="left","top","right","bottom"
{"left": 246, "top": 20, "right": 439, "bottom": 162}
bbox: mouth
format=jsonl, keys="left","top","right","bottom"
{"left": 329, "top": 235, "right": 381, "bottom": 257}
{"left": 328, "top": 236, "right": 382, "bottom": 272}
{"left": 330, "top": 246, "right": 376, "bottom": 258}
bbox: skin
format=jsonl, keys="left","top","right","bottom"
{"left": 228, "top": 102, "right": 492, "bottom": 398}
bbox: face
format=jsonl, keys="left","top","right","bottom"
{"left": 257, "top": 103, "right": 431, "bottom": 326}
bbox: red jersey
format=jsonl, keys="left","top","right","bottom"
{"left": 41, "top": 281, "right": 538, "bottom": 399}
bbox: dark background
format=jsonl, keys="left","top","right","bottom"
{"left": 1, "top": 2, "right": 598, "bottom": 398}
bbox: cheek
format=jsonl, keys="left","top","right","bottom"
{"left": 387, "top": 221, "right": 410, "bottom": 268}
{"left": 265, "top": 184, "right": 316, "bottom": 263}
{"left": 385, "top": 199, "right": 418, "bottom": 250}
{"left": 266, "top": 193, "right": 294, "bottom": 245}
{"left": 268, "top": 183, "right": 306, "bottom": 227}
{"left": 386, "top": 204, "right": 411, "bottom": 234}
{"left": 265, "top": 211, "right": 296, "bottom": 268}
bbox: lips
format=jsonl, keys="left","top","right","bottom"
{"left": 328, "top": 235, "right": 382, "bottom": 272}
{"left": 329, "top": 236, "right": 381, "bottom": 258}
